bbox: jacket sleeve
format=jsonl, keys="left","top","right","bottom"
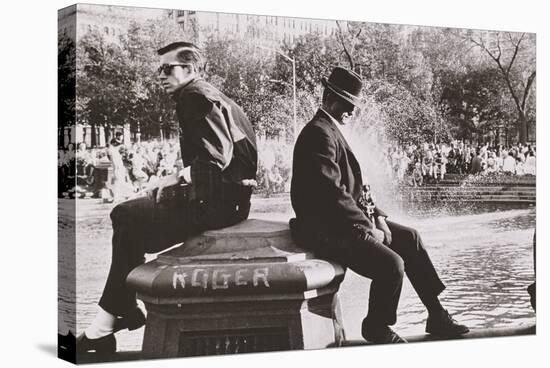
{"left": 301, "top": 126, "right": 375, "bottom": 234}
{"left": 178, "top": 92, "right": 233, "bottom": 170}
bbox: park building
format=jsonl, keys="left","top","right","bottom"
{"left": 173, "top": 10, "right": 343, "bottom": 46}
{"left": 59, "top": 5, "right": 341, "bottom": 46}
{"left": 58, "top": 4, "right": 167, "bottom": 42}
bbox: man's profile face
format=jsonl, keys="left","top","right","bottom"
{"left": 158, "top": 49, "right": 196, "bottom": 94}
{"left": 327, "top": 95, "right": 357, "bottom": 124}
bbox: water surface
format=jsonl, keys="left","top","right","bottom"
{"left": 59, "top": 197, "right": 535, "bottom": 351}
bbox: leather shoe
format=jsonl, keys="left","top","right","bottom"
{"left": 426, "top": 309, "right": 469, "bottom": 337}
{"left": 76, "top": 332, "right": 116, "bottom": 354}
{"left": 362, "top": 319, "right": 407, "bottom": 344}
{"left": 114, "top": 307, "right": 146, "bottom": 333}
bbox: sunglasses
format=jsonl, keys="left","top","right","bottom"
{"left": 157, "top": 63, "right": 191, "bottom": 76}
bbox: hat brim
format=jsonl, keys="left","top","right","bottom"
{"left": 322, "top": 78, "right": 363, "bottom": 108}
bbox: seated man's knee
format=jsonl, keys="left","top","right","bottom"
{"left": 110, "top": 201, "right": 132, "bottom": 224}
{"left": 379, "top": 253, "right": 404, "bottom": 279}
{"left": 396, "top": 225, "right": 422, "bottom": 253}
{"left": 392, "top": 255, "right": 405, "bottom": 277}
{"left": 408, "top": 228, "right": 421, "bottom": 247}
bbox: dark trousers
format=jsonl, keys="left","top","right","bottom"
{"left": 325, "top": 221, "right": 445, "bottom": 326}
{"left": 98, "top": 187, "right": 251, "bottom": 316}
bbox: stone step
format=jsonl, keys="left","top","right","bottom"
{"left": 409, "top": 199, "right": 535, "bottom": 204}
{"left": 407, "top": 185, "right": 536, "bottom": 190}
{"left": 409, "top": 192, "right": 536, "bottom": 198}
{"left": 410, "top": 188, "right": 535, "bottom": 193}
{"left": 409, "top": 197, "right": 536, "bottom": 202}
{"left": 407, "top": 195, "right": 535, "bottom": 202}
{"left": 407, "top": 192, "right": 535, "bottom": 197}
{"left": 408, "top": 189, "right": 535, "bottom": 194}
{"left": 438, "top": 174, "right": 535, "bottom": 180}
{"left": 408, "top": 191, "right": 535, "bottom": 197}
{"left": 409, "top": 192, "right": 536, "bottom": 197}
{"left": 401, "top": 187, "right": 536, "bottom": 194}
{"left": 409, "top": 199, "right": 535, "bottom": 203}
{"left": 420, "top": 181, "right": 536, "bottom": 187}
{"left": 408, "top": 193, "right": 535, "bottom": 199}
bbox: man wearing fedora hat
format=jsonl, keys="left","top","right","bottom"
{"left": 290, "top": 66, "right": 469, "bottom": 344}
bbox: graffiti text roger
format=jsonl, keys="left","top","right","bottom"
{"left": 172, "top": 267, "right": 270, "bottom": 290}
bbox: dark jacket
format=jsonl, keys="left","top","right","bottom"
{"left": 470, "top": 155, "right": 482, "bottom": 174}
{"left": 174, "top": 78, "right": 258, "bottom": 207}
{"left": 290, "top": 109, "right": 386, "bottom": 251}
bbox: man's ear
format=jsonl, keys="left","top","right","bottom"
{"left": 191, "top": 63, "right": 202, "bottom": 75}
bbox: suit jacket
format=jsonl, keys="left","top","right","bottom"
{"left": 174, "top": 78, "right": 258, "bottom": 205}
{"left": 470, "top": 155, "right": 482, "bottom": 174}
{"left": 290, "top": 109, "right": 386, "bottom": 251}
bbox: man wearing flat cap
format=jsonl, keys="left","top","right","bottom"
{"left": 78, "top": 42, "right": 258, "bottom": 354}
{"left": 290, "top": 67, "right": 468, "bottom": 343}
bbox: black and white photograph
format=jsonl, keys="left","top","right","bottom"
{"left": 54, "top": 0, "right": 540, "bottom": 365}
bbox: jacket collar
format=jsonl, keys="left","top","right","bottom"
{"left": 316, "top": 109, "right": 353, "bottom": 151}
{"left": 171, "top": 77, "right": 202, "bottom": 101}
{"left": 319, "top": 108, "right": 345, "bottom": 134}
{"left": 316, "top": 109, "right": 338, "bottom": 133}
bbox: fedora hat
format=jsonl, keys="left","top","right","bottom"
{"left": 321, "top": 67, "right": 363, "bottom": 107}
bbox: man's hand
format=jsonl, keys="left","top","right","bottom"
{"left": 178, "top": 166, "right": 192, "bottom": 184}
{"left": 375, "top": 216, "right": 392, "bottom": 246}
{"left": 370, "top": 228, "right": 386, "bottom": 244}
{"left": 241, "top": 179, "right": 258, "bottom": 187}
{"left": 353, "top": 224, "right": 384, "bottom": 244}
{"left": 153, "top": 173, "right": 180, "bottom": 203}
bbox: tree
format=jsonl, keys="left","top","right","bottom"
{"left": 76, "top": 31, "right": 125, "bottom": 145}
{"left": 334, "top": 21, "right": 363, "bottom": 72}
{"left": 279, "top": 33, "right": 340, "bottom": 96}
{"left": 58, "top": 34, "right": 76, "bottom": 147}
{"left": 439, "top": 67, "right": 512, "bottom": 143}
{"left": 115, "top": 20, "right": 192, "bottom": 139}
{"left": 467, "top": 31, "right": 536, "bottom": 143}
{"left": 330, "top": 24, "right": 453, "bottom": 145}
{"left": 203, "top": 37, "right": 283, "bottom": 136}
{"left": 368, "top": 80, "right": 447, "bottom": 145}
{"left": 76, "top": 17, "right": 194, "bottom": 145}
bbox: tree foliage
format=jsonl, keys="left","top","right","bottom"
{"left": 439, "top": 67, "right": 514, "bottom": 141}
{"left": 466, "top": 31, "right": 536, "bottom": 143}
{"left": 368, "top": 80, "right": 447, "bottom": 145}
{"left": 73, "top": 17, "right": 535, "bottom": 148}
{"left": 58, "top": 34, "right": 76, "bottom": 134}
{"left": 76, "top": 18, "right": 194, "bottom": 143}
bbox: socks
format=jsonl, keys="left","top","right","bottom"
{"left": 84, "top": 307, "right": 116, "bottom": 339}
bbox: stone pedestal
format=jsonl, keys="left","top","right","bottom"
{"left": 127, "top": 219, "right": 346, "bottom": 358}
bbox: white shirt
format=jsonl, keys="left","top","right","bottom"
{"left": 320, "top": 108, "right": 346, "bottom": 136}
{"left": 320, "top": 108, "right": 359, "bottom": 151}
{"left": 524, "top": 156, "right": 536, "bottom": 175}
{"left": 502, "top": 156, "right": 516, "bottom": 173}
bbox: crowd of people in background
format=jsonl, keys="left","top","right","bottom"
{"left": 388, "top": 140, "right": 536, "bottom": 187}
{"left": 257, "top": 139, "right": 292, "bottom": 196}
{"left": 58, "top": 137, "right": 182, "bottom": 201}
{"left": 58, "top": 136, "right": 294, "bottom": 200}
{"left": 59, "top": 137, "right": 537, "bottom": 200}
